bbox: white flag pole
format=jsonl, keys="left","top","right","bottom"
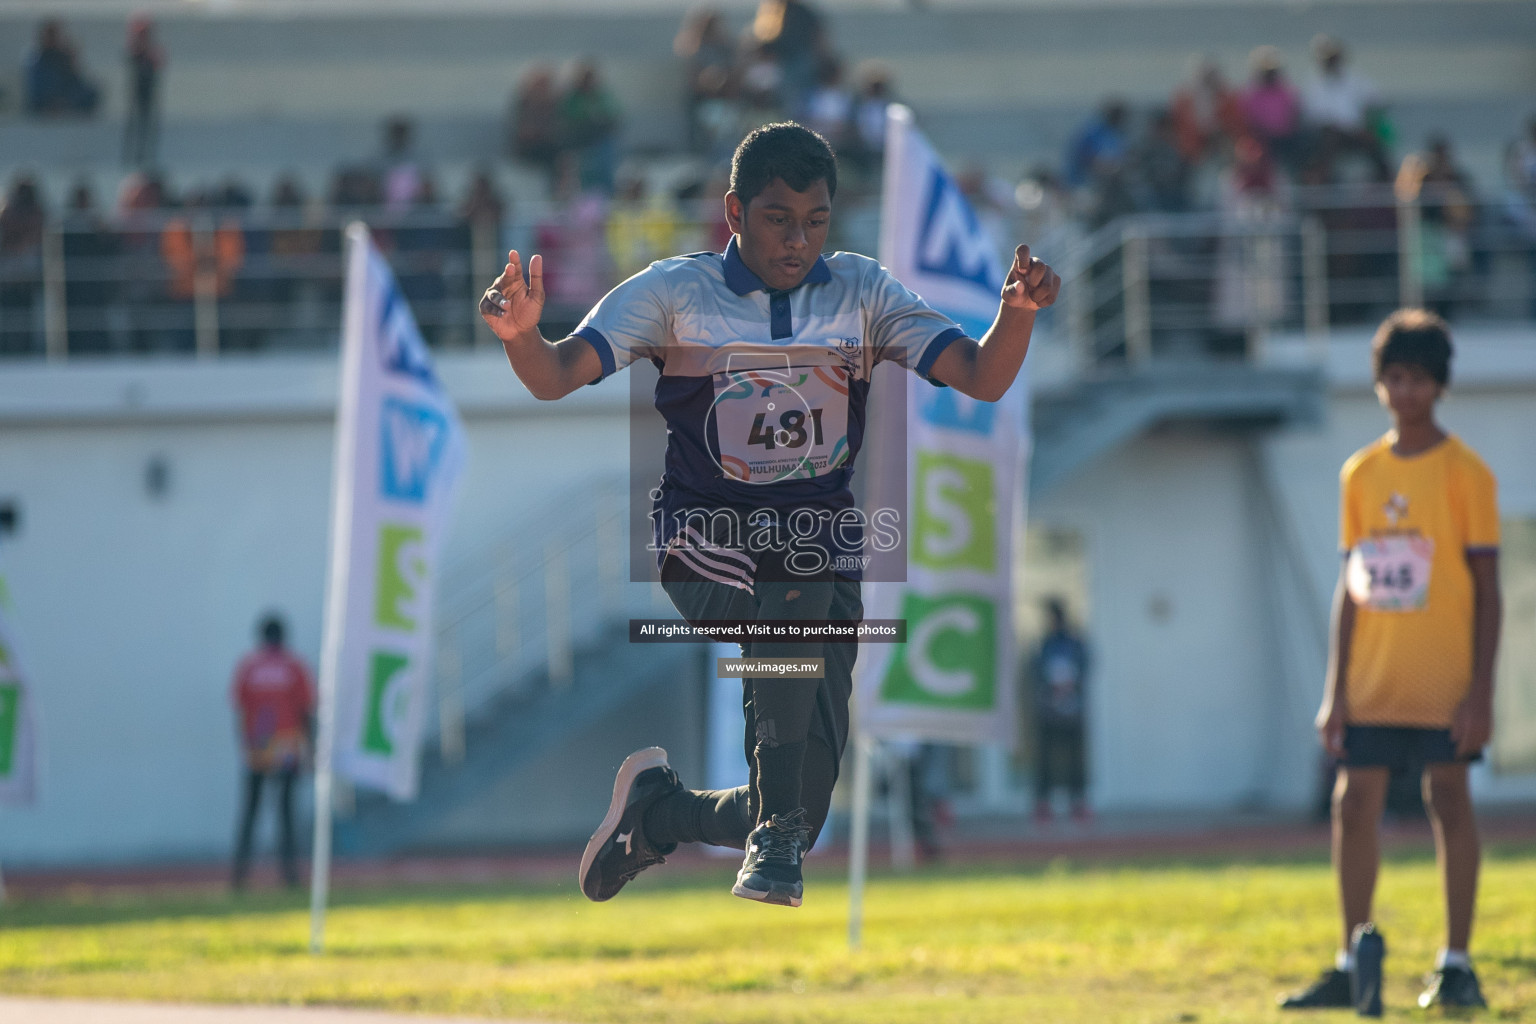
{"left": 310, "top": 223, "right": 370, "bottom": 954}
{"left": 846, "top": 732, "right": 873, "bottom": 949}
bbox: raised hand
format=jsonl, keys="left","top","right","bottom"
{"left": 479, "top": 250, "right": 546, "bottom": 340}
{"left": 1000, "top": 244, "right": 1061, "bottom": 312}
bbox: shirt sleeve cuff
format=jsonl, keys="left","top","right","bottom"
{"left": 914, "top": 326, "right": 966, "bottom": 386}
{"left": 573, "top": 325, "right": 616, "bottom": 385}
{"left": 1465, "top": 545, "right": 1499, "bottom": 556}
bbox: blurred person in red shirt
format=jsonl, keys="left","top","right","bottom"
{"left": 231, "top": 614, "right": 316, "bottom": 890}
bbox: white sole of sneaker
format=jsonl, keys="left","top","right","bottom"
{"left": 578, "top": 746, "right": 669, "bottom": 901}
{"left": 731, "top": 880, "right": 802, "bottom": 908}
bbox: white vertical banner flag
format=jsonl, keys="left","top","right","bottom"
{"left": 857, "top": 105, "right": 1028, "bottom": 748}
{"left": 0, "top": 598, "right": 38, "bottom": 807}
{"left": 321, "top": 225, "right": 466, "bottom": 803}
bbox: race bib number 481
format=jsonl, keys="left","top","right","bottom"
{"left": 1346, "top": 535, "right": 1434, "bottom": 611}
{"left": 709, "top": 366, "right": 851, "bottom": 484}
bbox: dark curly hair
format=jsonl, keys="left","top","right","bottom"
{"left": 1372, "top": 308, "right": 1453, "bottom": 386}
{"left": 730, "top": 122, "right": 838, "bottom": 206}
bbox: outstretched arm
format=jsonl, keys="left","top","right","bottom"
{"left": 479, "top": 250, "right": 603, "bottom": 401}
{"left": 929, "top": 244, "right": 1061, "bottom": 402}
{"left": 1316, "top": 566, "right": 1356, "bottom": 759}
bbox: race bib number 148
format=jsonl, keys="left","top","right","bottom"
{"left": 1346, "top": 535, "right": 1434, "bottom": 611}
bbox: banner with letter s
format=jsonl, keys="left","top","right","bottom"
{"left": 320, "top": 225, "right": 465, "bottom": 801}
{"left": 857, "top": 106, "right": 1028, "bottom": 748}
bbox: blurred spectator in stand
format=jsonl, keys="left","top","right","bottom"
{"left": 803, "top": 54, "right": 853, "bottom": 151}
{"left": 675, "top": 8, "right": 740, "bottom": 157}
{"left": 1065, "top": 98, "right": 1130, "bottom": 191}
{"left": 846, "top": 62, "right": 896, "bottom": 177}
{"left": 1030, "top": 598, "right": 1090, "bottom": 825}
{"left": 507, "top": 64, "right": 564, "bottom": 192}
{"left": 607, "top": 175, "right": 683, "bottom": 281}
{"left": 0, "top": 175, "right": 47, "bottom": 355}
{"left": 393, "top": 172, "right": 450, "bottom": 344}
{"left": 737, "top": 38, "right": 786, "bottom": 127}
{"left": 116, "top": 171, "right": 170, "bottom": 350}
{"left": 1240, "top": 46, "right": 1302, "bottom": 171}
{"left": 1396, "top": 135, "right": 1476, "bottom": 318}
{"left": 1302, "top": 35, "right": 1389, "bottom": 180}
{"left": 25, "top": 19, "right": 99, "bottom": 117}
{"left": 329, "top": 166, "right": 383, "bottom": 211}
{"left": 161, "top": 186, "right": 246, "bottom": 351}
{"left": 266, "top": 174, "right": 323, "bottom": 312}
{"left": 751, "top": 0, "right": 825, "bottom": 116}
{"left": 1169, "top": 56, "right": 1245, "bottom": 167}
{"left": 61, "top": 180, "right": 115, "bottom": 355}
{"left": 535, "top": 156, "right": 614, "bottom": 331}
{"left": 459, "top": 169, "right": 506, "bottom": 235}
{"left": 123, "top": 16, "right": 165, "bottom": 168}
{"left": 1132, "top": 108, "right": 1193, "bottom": 213}
{"left": 1500, "top": 134, "right": 1536, "bottom": 316}
{"left": 231, "top": 613, "right": 316, "bottom": 891}
{"left": 561, "top": 60, "right": 622, "bottom": 195}
{"left": 1214, "top": 135, "right": 1289, "bottom": 346}
{"left": 380, "top": 116, "right": 428, "bottom": 214}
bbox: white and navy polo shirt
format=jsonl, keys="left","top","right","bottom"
{"left": 573, "top": 237, "right": 964, "bottom": 583}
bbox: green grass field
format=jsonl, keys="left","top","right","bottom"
{"left": 2, "top": 847, "right": 1534, "bottom": 1023}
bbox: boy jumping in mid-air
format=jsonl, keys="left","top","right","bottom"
{"left": 479, "top": 122, "right": 1058, "bottom": 907}
{"left": 1281, "top": 310, "right": 1501, "bottom": 1015}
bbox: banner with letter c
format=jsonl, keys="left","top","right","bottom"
{"left": 319, "top": 225, "right": 465, "bottom": 802}
{"left": 856, "top": 106, "right": 1028, "bottom": 749}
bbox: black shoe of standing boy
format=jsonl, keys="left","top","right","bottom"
{"left": 1351, "top": 923, "right": 1386, "bottom": 1017}
{"left": 1279, "top": 968, "right": 1353, "bottom": 1010}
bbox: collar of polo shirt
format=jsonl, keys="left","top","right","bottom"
{"left": 722, "top": 237, "right": 832, "bottom": 296}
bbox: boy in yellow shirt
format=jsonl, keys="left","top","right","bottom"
{"left": 1281, "top": 310, "right": 1501, "bottom": 1015}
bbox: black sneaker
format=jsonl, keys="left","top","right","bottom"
{"left": 578, "top": 747, "right": 681, "bottom": 902}
{"left": 1279, "top": 968, "right": 1354, "bottom": 1009}
{"left": 1351, "top": 923, "right": 1386, "bottom": 1017}
{"left": 1419, "top": 964, "right": 1487, "bottom": 1009}
{"left": 732, "top": 808, "right": 811, "bottom": 907}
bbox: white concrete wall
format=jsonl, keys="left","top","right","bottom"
{"left": 0, "top": 350, "right": 630, "bottom": 866}
{"left": 3, "top": 325, "right": 1534, "bottom": 866}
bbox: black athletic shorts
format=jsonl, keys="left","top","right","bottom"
{"left": 660, "top": 551, "right": 861, "bottom": 777}
{"left": 1342, "top": 725, "right": 1482, "bottom": 771}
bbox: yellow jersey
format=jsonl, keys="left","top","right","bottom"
{"left": 1339, "top": 434, "right": 1498, "bottom": 727}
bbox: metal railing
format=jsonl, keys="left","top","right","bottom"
{"left": 1061, "top": 184, "right": 1536, "bottom": 369}
{"left": 4, "top": 186, "right": 1531, "bottom": 365}
{"left": 427, "top": 475, "right": 672, "bottom": 764}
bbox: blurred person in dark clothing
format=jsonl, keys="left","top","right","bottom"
{"left": 1134, "top": 108, "right": 1193, "bottom": 213}
{"left": 231, "top": 614, "right": 316, "bottom": 891}
{"left": 561, "top": 60, "right": 622, "bottom": 195}
{"left": 1396, "top": 136, "right": 1477, "bottom": 319}
{"left": 0, "top": 175, "right": 47, "bottom": 355}
{"left": 1030, "top": 598, "right": 1090, "bottom": 825}
{"left": 25, "top": 19, "right": 99, "bottom": 117}
{"left": 751, "top": 0, "right": 825, "bottom": 115}
{"left": 123, "top": 16, "right": 164, "bottom": 167}
{"left": 61, "top": 179, "right": 118, "bottom": 355}
{"left": 508, "top": 64, "right": 564, "bottom": 191}
{"left": 1065, "top": 99, "right": 1130, "bottom": 191}
{"left": 675, "top": 8, "right": 740, "bottom": 157}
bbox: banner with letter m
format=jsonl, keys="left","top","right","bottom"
{"left": 857, "top": 107, "right": 1028, "bottom": 748}
{"left": 320, "top": 225, "right": 466, "bottom": 801}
